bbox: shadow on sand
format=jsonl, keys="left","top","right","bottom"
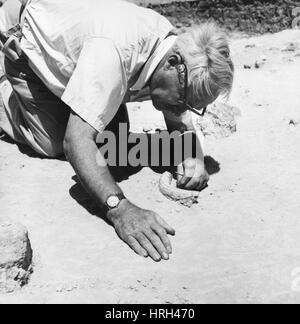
{"left": 68, "top": 153, "right": 221, "bottom": 222}
{"left": 1, "top": 131, "right": 220, "bottom": 222}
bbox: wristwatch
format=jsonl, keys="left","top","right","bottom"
{"left": 105, "top": 193, "right": 126, "bottom": 212}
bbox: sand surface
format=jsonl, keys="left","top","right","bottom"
{"left": 0, "top": 29, "right": 300, "bottom": 304}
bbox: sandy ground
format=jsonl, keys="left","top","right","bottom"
{"left": 0, "top": 29, "right": 300, "bottom": 304}
{"left": 129, "top": 0, "right": 194, "bottom": 4}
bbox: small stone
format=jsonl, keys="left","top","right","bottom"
{"left": 56, "top": 286, "right": 64, "bottom": 293}
{"left": 254, "top": 61, "right": 261, "bottom": 69}
{"left": 282, "top": 42, "right": 299, "bottom": 52}
{"left": 260, "top": 55, "right": 267, "bottom": 62}
{"left": 269, "top": 47, "right": 279, "bottom": 52}
{"left": 0, "top": 218, "right": 33, "bottom": 293}
{"left": 244, "top": 64, "right": 252, "bottom": 69}
{"left": 66, "top": 284, "right": 77, "bottom": 292}
{"left": 245, "top": 44, "right": 255, "bottom": 48}
{"left": 289, "top": 119, "right": 300, "bottom": 127}
{"left": 196, "top": 102, "right": 238, "bottom": 139}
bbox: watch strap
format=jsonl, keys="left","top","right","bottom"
{"left": 104, "top": 193, "right": 126, "bottom": 213}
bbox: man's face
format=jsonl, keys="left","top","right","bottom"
{"left": 150, "top": 54, "right": 182, "bottom": 114}
{"left": 150, "top": 53, "right": 217, "bottom": 116}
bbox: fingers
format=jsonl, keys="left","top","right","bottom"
{"left": 151, "top": 224, "right": 173, "bottom": 254}
{"left": 184, "top": 177, "right": 200, "bottom": 190}
{"left": 177, "top": 160, "right": 210, "bottom": 191}
{"left": 136, "top": 215, "right": 175, "bottom": 262}
{"left": 155, "top": 215, "right": 176, "bottom": 236}
{"left": 186, "top": 174, "right": 209, "bottom": 191}
{"left": 177, "top": 164, "right": 196, "bottom": 190}
{"left": 144, "top": 230, "right": 169, "bottom": 260}
{"left": 177, "top": 175, "right": 191, "bottom": 189}
{"left": 196, "top": 178, "right": 208, "bottom": 191}
{"left": 127, "top": 236, "right": 148, "bottom": 258}
{"left": 196, "top": 172, "right": 210, "bottom": 191}
{"left": 136, "top": 233, "right": 162, "bottom": 262}
{"left": 177, "top": 164, "right": 187, "bottom": 188}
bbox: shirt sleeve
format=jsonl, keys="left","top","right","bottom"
{"left": 61, "top": 37, "right": 127, "bottom": 133}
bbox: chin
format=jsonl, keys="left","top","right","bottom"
{"left": 151, "top": 98, "right": 163, "bottom": 111}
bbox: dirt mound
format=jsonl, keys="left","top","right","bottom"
{"left": 0, "top": 218, "right": 33, "bottom": 293}
{"left": 145, "top": 0, "right": 299, "bottom": 34}
{"left": 196, "top": 102, "right": 240, "bottom": 139}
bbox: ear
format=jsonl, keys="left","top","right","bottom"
{"left": 167, "top": 54, "right": 181, "bottom": 68}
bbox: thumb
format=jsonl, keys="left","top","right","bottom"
{"left": 177, "top": 163, "right": 184, "bottom": 182}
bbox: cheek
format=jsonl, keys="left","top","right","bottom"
{"left": 162, "top": 77, "right": 179, "bottom": 99}
{"left": 150, "top": 88, "right": 164, "bottom": 103}
{"left": 151, "top": 85, "right": 179, "bottom": 104}
{"left": 150, "top": 70, "right": 181, "bottom": 104}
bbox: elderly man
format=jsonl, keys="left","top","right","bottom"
{"left": 0, "top": 0, "right": 234, "bottom": 262}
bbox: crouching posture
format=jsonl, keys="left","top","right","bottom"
{"left": 0, "top": 0, "right": 234, "bottom": 261}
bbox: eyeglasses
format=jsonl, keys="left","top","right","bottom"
{"left": 176, "top": 62, "right": 207, "bottom": 117}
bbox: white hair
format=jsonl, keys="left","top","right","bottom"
{"left": 175, "top": 22, "right": 234, "bottom": 105}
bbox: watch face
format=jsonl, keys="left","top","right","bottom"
{"left": 107, "top": 196, "right": 120, "bottom": 209}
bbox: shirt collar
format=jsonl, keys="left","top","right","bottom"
{"left": 130, "top": 35, "right": 178, "bottom": 92}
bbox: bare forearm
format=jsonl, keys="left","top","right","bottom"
{"left": 163, "top": 110, "right": 205, "bottom": 163}
{"left": 64, "top": 137, "right": 123, "bottom": 211}
{"left": 62, "top": 112, "right": 175, "bottom": 262}
{"left": 193, "top": 128, "right": 205, "bottom": 163}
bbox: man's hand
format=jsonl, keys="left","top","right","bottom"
{"left": 177, "top": 157, "right": 209, "bottom": 191}
{"left": 108, "top": 200, "right": 176, "bottom": 262}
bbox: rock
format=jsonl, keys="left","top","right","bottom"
{"left": 289, "top": 119, "right": 300, "bottom": 127}
{"left": 260, "top": 55, "right": 267, "bottom": 62}
{"left": 0, "top": 218, "right": 33, "bottom": 293}
{"left": 244, "top": 64, "right": 252, "bottom": 69}
{"left": 196, "top": 102, "right": 239, "bottom": 140}
{"left": 254, "top": 61, "right": 261, "bottom": 69}
{"left": 254, "top": 56, "right": 267, "bottom": 69}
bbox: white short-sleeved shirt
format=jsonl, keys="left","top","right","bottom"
{"left": 19, "top": 0, "right": 176, "bottom": 132}
{"left": 0, "top": 0, "right": 21, "bottom": 31}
